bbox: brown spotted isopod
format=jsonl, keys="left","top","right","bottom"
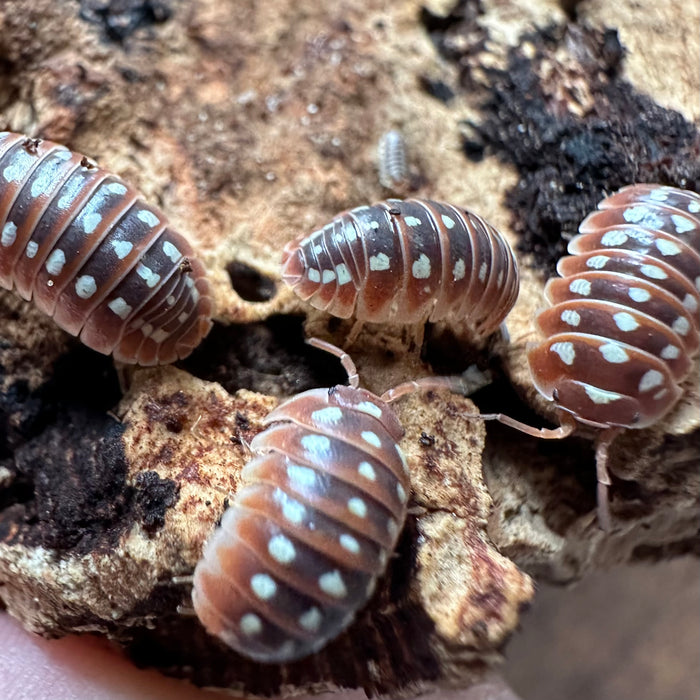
{"left": 0, "top": 132, "right": 213, "bottom": 365}
{"left": 281, "top": 198, "right": 519, "bottom": 339}
{"left": 191, "top": 340, "right": 412, "bottom": 663}
{"left": 482, "top": 184, "right": 700, "bottom": 529}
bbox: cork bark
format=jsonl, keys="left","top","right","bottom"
{"left": 1, "top": 0, "right": 698, "bottom": 696}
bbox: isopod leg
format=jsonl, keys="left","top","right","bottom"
{"left": 345, "top": 319, "right": 364, "bottom": 347}
{"left": 473, "top": 411, "right": 577, "bottom": 441}
{"left": 594, "top": 427, "right": 622, "bottom": 533}
{"left": 381, "top": 364, "right": 493, "bottom": 403}
{"left": 306, "top": 337, "right": 359, "bottom": 388}
{"left": 176, "top": 604, "right": 197, "bottom": 616}
{"left": 115, "top": 362, "right": 136, "bottom": 395}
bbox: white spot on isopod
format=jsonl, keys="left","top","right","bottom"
{"left": 111, "top": 240, "right": 133, "bottom": 259}
{"left": 358, "top": 461, "right": 376, "bottom": 481}
{"left": 268, "top": 534, "right": 296, "bottom": 564}
{"left": 25, "top": 241, "right": 38, "bottom": 258}
{"left": 670, "top": 214, "right": 695, "bottom": 233}
{"left": 599, "top": 342, "right": 630, "bottom": 363}
{"left": 311, "top": 407, "right": 343, "bottom": 424}
{"left": 273, "top": 488, "right": 306, "bottom": 525}
{"left": 75, "top": 275, "right": 97, "bottom": 299}
{"left": 671, "top": 316, "right": 690, "bottom": 336}
{"left": 45, "top": 249, "right": 66, "bottom": 275}
{"left": 612, "top": 311, "right": 639, "bottom": 332}
{"left": 660, "top": 344, "right": 680, "bottom": 360}
{"left": 583, "top": 385, "right": 623, "bottom": 405}
{"left": 369, "top": 253, "right": 390, "bottom": 271}
{"left": 655, "top": 238, "right": 682, "bottom": 256}
{"left": 640, "top": 264, "right": 668, "bottom": 280}
{"left": 569, "top": 278, "right": 591, "bottom": 296}
{"left": 586, "top": 255, "right": 610, "bottom": 269}
{"left": 136, "top": 263, "right": 161, "bottom": 288}
{"left": 412, "top": 254, "right": 431, "bottom": 279}
{"left": 478, "top": 261, "right": 487, "bottom": 282}
{"left": 361, "top": 431, "right": 381, "bottom": 448}
{"left": 453, "top": 259, "right": 465, "bottom": 280}
{"left": 387, "top": 518, "right": 398, "bottom": 538}
{"left": 162, "top": 240, "right": 181, "bottom": 262}
{"left": 396, "top": 482, "right": 407, "bottom": 504}
{"left": 300, "top": 434, "right": 332, "bottom": 456}
{"left": 397, "top": 445, "right": 409, "bottom": 474}
{"left": 639, "top": 369, "right": 664, "bottom": 392}
{"left": 648, "top": 189, "right": 668, "bottom": 202}
{"left": 336, "top": 263, "right": 351, "bottom": 285}
{"left": 441, "top": 214, "right": 455, "bottom": 229}
{"left": 318, "top": 571, "right": 347, "bottom": 598}
{"left": 600, "top": 230, "right": 629, "bottom": 247}
{"left": 339, "top": 533, "right": 360, "bottom": 554}
{"left": 623, "top": 206, "right": 662, "bottom": 229}
{"left": 31, "top": 167, "right": 55, "bottom": 198}
{"left": 82, "top": 212, "right": 102, "bottom": 234}
{"left": 551, "top": 341, "right": 576, "bottom": 365}
{"left": 106, "top": 182, "right": 128, "bottom": 195}
{"left": 405, "top": 216, "right": 421, "bottom": 226}
{"left": 308, "top": 268, "right": 321, "bottom": 283}
{"left": 560, "top": 309, "right": 580, "bottom": 326}
{"left": 687, "top": 201, "right": 700, "bottom": 214}
{"left": 628, "top": 287, "right": 651, "bottom": 303}
{"left": 683, "top": 294, "right": 698, "bottom": 312}
{"left": 287, "top": 464, "right": 318, "bottom": 488}
{"left": 1, "top": 222, "right": 17, "bottom": 247}
{"left": 3, "top": 161, "right": 25, "bottom": 181}
{"left": 240, "top": 613, "right": 262, "bottom": 636}
{"left": 299, "top": 607, "right": 322, "bottom": 632}
{"left": 250, "top": 573, "right": 277, "bottom": 600}
{"left": 348, "top": 497, "right": 367, "bottom": 518}
{"left": 355, "top": 401, "right": 383, "bottom": 419}
{"left": 150, "top": 329, "right": 170, "bottom": 343}
{"left": 137, "top": 210, "right": 160, "bottom": 227}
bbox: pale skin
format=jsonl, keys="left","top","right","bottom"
{"left": 0, "top": 613, "right": 522, "bottom": 700}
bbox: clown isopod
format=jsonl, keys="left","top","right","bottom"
{"left": 0, "top": 131, "right": 213, "bottom": 365}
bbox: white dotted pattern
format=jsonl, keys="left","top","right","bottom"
{"left": 251, "top": 573, "right": 277, "bottom": 600}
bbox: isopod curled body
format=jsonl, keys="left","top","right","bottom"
{"left": 192, "top": 342, "right": 410, "bottom": 663}
{"left": 487, "top": 184, "right": 700, "bottom": 529}
{"left": 281, "top": 198, "right": 519, "bottom": 338}
{"left": 0, "top": 132, "right": 213, "bottom": 365}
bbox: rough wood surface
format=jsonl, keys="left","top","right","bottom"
{"left": 1, "top": 0, "right": 698, "bottom": 696}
